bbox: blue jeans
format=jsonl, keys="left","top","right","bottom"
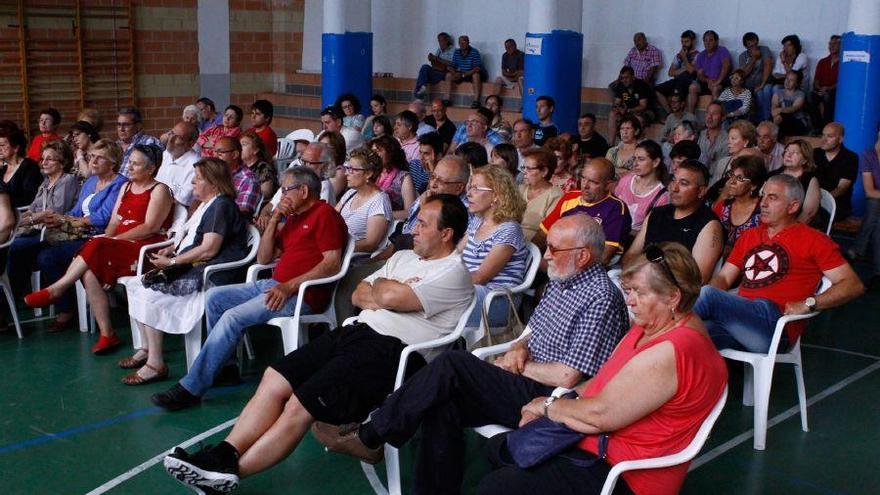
{"left": 853, "top": 197, "right": 880, "bottom": 274}
{"left": 693, "top": 285, "right": 785, "bottom": 353}
{"left": 755, "top": 84, "right": 776, "bottom": 122}
{"left": 36, "top": 239, "right": 87, "bottom": 313}
{"left": 466, "top": 284, "right": 513, "bottom": 328}
{"left": 180, "top": 279, "right": 311, "bottom": 396}
{"left": 415, "top": 64, "right": 447, "bottom": 96}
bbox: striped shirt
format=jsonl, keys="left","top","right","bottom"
{"left": 338, "top": 189, "right": 392, "bottom": 241}
{"left": 451, "top": 47, "right": 482, "bottom": 73}
{"left": 461, "top": 220, "right": 528, "bottom": 289}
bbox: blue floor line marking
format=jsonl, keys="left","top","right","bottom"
{"left": 0, "top": 383, "right": 250, "bottom": 455}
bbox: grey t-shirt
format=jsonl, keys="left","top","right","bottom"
{"left": 737, "top": 45, "right": 772, "bottom": 89}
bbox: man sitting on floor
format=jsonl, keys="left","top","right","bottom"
{"left": 695, "top": 173, "right": 863, "bottom": 352}
{"left": 151, "top": 167, "right": 347, "bottom": 411}
{"left": 534, "top": 158, "right": 632, "bottom": 265}
{"left": 312, "top": 214, "right": 629, "bottom": 495}
{"left": 625, "top": 159, "right": 723, "bottom": 283}
{"left": 161, "top": 194, "right": 474, "bottom": 494}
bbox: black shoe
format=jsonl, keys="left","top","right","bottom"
{"left": 152, "top": 383, "right": 202, "bottom": 411}
{"left": 212, "top": 364, "right": 242, "bottom": 388}
{"left": 164, "top": 444, "right": 240, "bottom": 494}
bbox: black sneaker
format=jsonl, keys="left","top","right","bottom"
{"left": 164, "top": 444, "right": 240, "bottom": 494}
{"left": 212, "top": 364, "right": 242, "bottom": 388}
{"left": 152, "top": 383, "right": 202, "bottom": 411}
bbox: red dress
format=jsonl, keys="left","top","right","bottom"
{"left": 78, "top": 182, "right": 171, "bottom": 286}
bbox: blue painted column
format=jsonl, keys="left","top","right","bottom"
{"left": 522, "top": 0, "right": 583, "bottom": 134}
{"left": 321, "top": 0, "right": 372, "bottom": 114}
{"left": 834, "top": 0, "right": 880, "bottom": 216}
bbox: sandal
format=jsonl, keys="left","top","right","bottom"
{"left": 118, "top": 349, "right": 149, "bottom": 369}
{"left": 121, "top": 363, "right": 169, "bottom": 386}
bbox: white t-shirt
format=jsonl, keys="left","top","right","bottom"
{"left": 359, "top": 250, "right": 474, "bottom": 348}
{"left": 773, "top": 52, "right": 810, "bottom": 88}
{"left": 157, "top": 149, "right": 199, "bottom": 206}
{"left": 338, "top": 189, "right": 392, "bottom": 241}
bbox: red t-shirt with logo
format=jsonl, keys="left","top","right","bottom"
{"left": 728, "top": 222, "right": 845, "bottom": 342}
{"left": 273, "top": 201, "right": 347, "bottom": 312}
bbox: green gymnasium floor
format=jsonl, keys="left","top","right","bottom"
{"left": 1, "top": 264, "right": 879, "bottom": 494}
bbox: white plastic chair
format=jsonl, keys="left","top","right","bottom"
{"left": 472, "top": 243, "right": 542, "bottom": 348}
{"left": 818, "top": 189, "right": 836, "bottom": 235}
{"left": 357, "top": 295, "right": 478, "bottom": 495}
{"left": 0, "top": 212, "right": 24, "bottom": 338}
{"left": 245, "top": 236, "right": 356, "bottom": 354}
{"left": 720, "top": 276, "right": 831, "bottom": 450}
{"left": 29, "top": 226, "right": 53, "bottom": 319}
{"left": 599, "top": 385, "right": 728, "bottom": 495}
{"left": 471, "top": 327, "right": 533, "bottom": 438}
{"left": 125, "top": 224, "right": 261, "bottom": 370}
{"left": 275, "top": 138, "right": 297, "bottom": 172}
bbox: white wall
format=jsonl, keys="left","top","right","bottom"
{"left": 302, "top": 0, "right": 850, "bottom": 88}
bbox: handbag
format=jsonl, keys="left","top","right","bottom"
{"left": 506, "top": 392, "right": 608, "bottom": 469}
{"left": 141, "top": 262, "right": 193, "bottom": 287}
{"left": 472, "top": 289, "right": 525, "bottom": 349}
{"left": 43, "top": 217, "right": 92, "bottom": 244}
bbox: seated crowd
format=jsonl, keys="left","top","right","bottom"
{"left": 0, "top": 25, "right": 872, "bottom": 495}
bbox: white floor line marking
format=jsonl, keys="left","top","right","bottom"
{"left": 690, "top": 361, "right": 880, "bottom": 471}
{"left": 801, "top": 343, "right": 880, "bottom": 360}
{"left": 85, "top": 416, "right": 238, "bottom": 495}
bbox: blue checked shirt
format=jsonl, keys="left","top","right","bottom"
{"left": 527, "top": 263, "right": 629, "bottom": 377}
{"left": 451, "top": 124, "right": 506, "bottom": 148}
{"left": 119, "top": 132, "right": 163, "bottom": 177}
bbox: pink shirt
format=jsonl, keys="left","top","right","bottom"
{"left": 613, "top": 173, "right": 669, "bottom": 231}
{"left": 399, "top": 136, "right": 419, "bottom": 163}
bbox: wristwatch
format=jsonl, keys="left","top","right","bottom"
{"left": 805, "top": 296, "right": 817, "bottom": 311}
{"left": 543, "top": 396, "right": 558, "bottom": 417}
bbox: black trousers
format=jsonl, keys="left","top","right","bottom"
{"left": 477, "top": 433, "right": 633, "bottom": 495}
{"left": 368, "top": 350, "right": 555, "bottom": 495}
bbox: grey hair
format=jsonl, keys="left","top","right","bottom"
{"left": 283, "top": 166, "right": 323, "bottom": 198}
{"left": 438, "top": 154, "right": 471, "bottom": 183}
{"left": 568, "top": 214, "right": 606, "bottom": 264}
{"left": 675, "top": 120, "right": 697, "bottom": 138}
{"left": 765, "top": 173, "right": 804, "bottom": 207}
{"left": 757, "top": 121, "right": 779, "bottom": 139}
{"left": 409, "top": 99, "right": 427, "bottom": 117}
{"left": 182, "top": 105, "right": 201, "bottom": 121}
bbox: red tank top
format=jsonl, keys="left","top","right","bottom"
{"left": 115, "top": 182, "right": 172, "bottom": 236}
{"left": 577, "top": 319, "right": 727, "bottom": 495}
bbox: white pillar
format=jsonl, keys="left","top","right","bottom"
{"left": 847, "top": 0, "right": 880, "bottom": 35}
{"left": 528, "top": 0, "right": 558, "bottom": 34}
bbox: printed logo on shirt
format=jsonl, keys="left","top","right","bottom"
{"left": 741, "top": 243, "right": 790, "bottom": 289}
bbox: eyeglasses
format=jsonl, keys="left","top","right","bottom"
{"left": 546, "top": 244, "right": 588, "bottom": 255}
{"left": 281, "top": 183, "right": 304, "bottom": 193}
{"left": 468, "top": 185, "right": 494, "bottom": 192}
{"left": 343, "top": 165, "right": 366, "bottom": 173}
{"left": 302, "top": 159, "right": 325, "bottom": 167}
{"left": 428, "top": 173, "right": 464, "bottom": 187}
{"left": 724, "top": 172, "right": 751, "bottom": 184}
{"left": 645, "top": 244, "right": 680, "bottom": 289}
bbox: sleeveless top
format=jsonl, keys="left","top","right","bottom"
{"left": 115, "top": 182, "right": 173, "bottom": 236}
{"left": 714, "top": 197, "right": 761, "bottom": 250}
{"left": 578, "top": 321, "right": 727, "bottom": 495}
{"left": 645, "top": 203, "right": 718, "bottom": 251}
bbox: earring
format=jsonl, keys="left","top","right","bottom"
{"left": 670, "top": 307, "right": 676, "bottom": 320}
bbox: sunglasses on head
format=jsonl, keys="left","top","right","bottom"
{"left": 645, "top": 244, "right": 680, "bottom": 289}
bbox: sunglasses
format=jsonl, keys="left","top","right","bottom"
{"left": 645, "top": 244, "right": 680, "bottom": 289}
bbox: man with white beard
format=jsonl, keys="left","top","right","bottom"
{"left": 310, "top": 214, "right": 629, "bottom": 495}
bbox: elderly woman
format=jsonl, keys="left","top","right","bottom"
{"left": 8, "top": 141, "right": 80, "bottom": 294}
{"left": 362, "top": 94, "right": 387, "bottom": 140}
{"left": 160, "top": 105, "right": 201, "bottom": 146}
{"left": 519, "top": 149, "right": 563, "bottom": 242}
{"left": 26, "top": 108, "right": 62, "bottom": 161}
{"left": 197, "top": 105, "right": 243, "bottom": 157}
{"left": 614, "top": 139, "right": 669, "bottom": 233}
{"left": 333, "top": 149, "right": 394, "bottom": 322}
{"left": 26, "top": 144, "right": 174, "bottom": 354}
{"left": 708, "top": 119, "right": 757, "bottom": 188}
{"left": 545, "top": 135, "right": 580, "bottom": 192}
{"left": 67, "top": 120, "right": 101, "bottom": 181}
{"left": 605, "top": 115, "right": 643, "bottom": 179}
{"left": 462, "top": 166, "right": 528, "bottom": 328}
{"left": 768, "top": 139, "right": 821, "bottom": 225}
{"left": 371, "top": 135, "right": 416, "bottom": 219}
{"left": 0, "top": 121, "right": 42, "bottom": 208}
{"left": 335, "top": 93, "right": 365, "bottom": 132}
{"left": 28, "top": 139, "right": 127, "bottom": 330}
{"left": 480, "top": 243, "right": 727, "bottom": 495}
{"left": 240, "top": 132, "right": 278, "bottom": 211}
{"left": 121, "top": 157, "right": 247, "bottom": 384}
{"left": 713, "top": 155, "right": 766, "bottom": 258}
